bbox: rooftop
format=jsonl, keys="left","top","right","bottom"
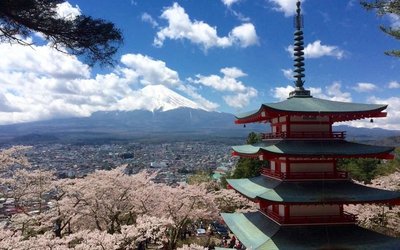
{"left": 232, "top": 140, "right": 394, "bottom": 159}
{"left": 222, "top": 211, "right": 400, "bottom": 249}
{"left": 227, "top": 176, "right": 400, "bottom": 204}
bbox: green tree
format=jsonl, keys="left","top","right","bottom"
{"left": 187, "top": 171, "right": 212, "bottom": 185}
{"left": 0, "top": 0, "right": 123, "bottom": 65}
{"left": 373, "top": 147, "right": 400, "bottom": 176}
{"left": 337, "top": 158, "right": 381, "bottom": 183}
{"left": 362, "top": 0, "right": 400, "bottom": 57}
{"left": 231, "top": 132, "right": 265, "bottom": 179}
{"left": 338, "top": 147, "right": 400, "bottom": 183}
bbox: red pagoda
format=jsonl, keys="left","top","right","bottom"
{"left": 221, "top": 1, "right": 400, "bottom": 249}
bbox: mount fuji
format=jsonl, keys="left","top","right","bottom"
{"left": 129, "top": 84, "right": 207, "bottom": 112}
{"left": 0, "top": 85, "right": 398, "bottom": 145}
{"left": 0, "top": 85, "right": 264, "bottom": 144}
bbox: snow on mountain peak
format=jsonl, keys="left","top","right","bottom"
{"left": 139, "top": 85, "right": 206, "bottom": 111}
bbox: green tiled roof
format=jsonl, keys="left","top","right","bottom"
{"left": 222, "top": 212, "right": 400, "bottom": 250}
{"left": 227, "top": 176, "right": 400, "bottom": 203}
{"left": 232, "top": 140, "right": 394, "bottom": 157}
{"left": 235, "top": 97, "right": 387, "bottom": 119}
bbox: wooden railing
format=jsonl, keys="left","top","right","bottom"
{"left": 260, "top": 168, "right": 348, "bottom": 180}
{"left": 263, "top": 209, "right": 356, "bottom": 225}
{"left": 261, "top": 131, "right": 346, "bottom": 140}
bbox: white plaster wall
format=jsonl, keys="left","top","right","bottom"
{"left": 290, "top": 162, "right": 333, "bottom": 172}
{"left": 279, "top": 205, "right": 285, "bottom": 216}
{"left": 281, "top": 163, "right": 286, "bottom": 172}
{"left": 290, "top": 116, "right": 329, "bottom": 122}
{"left": 290, "top": 124, "right": 330, "bottom": 132}
{"left": 290, "top": 205, "right": 340, "bottom": 216}
{"left": 270, "top": 161, "right": 276, "bottom": 171}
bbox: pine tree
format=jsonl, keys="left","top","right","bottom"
{"left": 0, "top": 0, "right": 123, "bottom": 65}
{"left": 362, "top": 0, "right": 400, "bottom": 57}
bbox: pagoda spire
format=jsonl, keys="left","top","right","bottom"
{"left": 289, "top": 0, "right": 311, "bottom": 98}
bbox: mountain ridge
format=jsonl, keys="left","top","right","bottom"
{"left": 0, "top": 107, "right": 399, "bottom": 145}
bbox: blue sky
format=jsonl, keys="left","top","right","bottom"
{"left": 0, "top": 0, "right": 399, "bottom": 129}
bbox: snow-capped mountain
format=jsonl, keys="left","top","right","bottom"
{"left": 130, "top": 84, "right": 207, "bottom": 112}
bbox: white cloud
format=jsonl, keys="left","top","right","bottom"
{"left": 223, "top": 88, "right": 257, "bottom": 108}
{"left": 154, "top": 3, "right": 258, "bottom": 50}
{"left": 269, "top": 0, "right": 302, "bottom": 17}
{"left": 121, "top": 54, "right": 180, "bottom": 87}
{"left": 0, "top": 42, "right": 218, "bottom": 124}
{"left": 388, "top": 81, "right": 400, "bottom": 89}
{"left": 192, "top": 67, "right": 257, "bottom": 108}
{"left": 287, "top": 40, "right": 344, "bottom": 59}
{"left": 322, "top": 82, "right": 352, "bottom": 102}
{"left": 221, "top": 0, "right": 241, "bottom": 7}
{"left": 221, "top": 0, "right": 250, "bottom": 22}
{"left": 273, "top": 85, "right": 294, "bottom": 100}
{"left": 141, "top": 12, "right": 158, "bottom": 28}
{"left": 353, "top": 82, "right": 377, "bottom": 93}
{"left": 55, "top": 2, "right": 81, "bottom": 20}
{"left": 178, "top": 84, "right": 219, "bottom": 110}
{"left": 0, "top": 42, "right": 90, "bottom": 79}
{"left": 230, "top": 23, "right": 259, "bottom": 47}
{"left": 281, "top": 68, "right": 294, "bottom": 80}
{"left": 220, "top": 67, "right": 247, "bottom": 78}
{"left": 346, "top": 96, "right": 400, "bottom": 130}
{"left": 193, "top": 67, "right": 247, "bottom": 92}
{"left": 272, "top": 82, "right": 351, "bottom": 102}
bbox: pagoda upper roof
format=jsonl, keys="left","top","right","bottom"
{"left": 227, "top": 176, "right": 400, "bottom": 204}
{"left": 232, "top": 140, "right": 394, "bottom": 159}
{"left": 235, "top": 96, "right": 387, "bottom": 124}
{"left": 221, "top": 211, "right": 400, "bottom": 250}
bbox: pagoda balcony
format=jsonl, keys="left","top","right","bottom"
{"left": 261, "top": 131, "right": 346, "bottom": 140}
{"left": 261, "top": 168, "right": 348, "bottom": 180}
{"left": 262, "top": 209, "right": 356, "bottom": 225}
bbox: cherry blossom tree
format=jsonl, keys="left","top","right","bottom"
{"left": 345, "top": 172, "right": 400, "bottom": 237}
{"left": 0, "top": 148, "right": 236, "bottom": 249}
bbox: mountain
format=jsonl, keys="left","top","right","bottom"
{"left": 0, "top": 108, "right": 399, "bottom": 145}
{"left": 0, "top": 108, "right": 265, "bottom": 144}
{"left": 0, "top": 85, "right": 398, "bottom": 145}
{"left": 132, "top": 85, "right": 206, "bottom": 111}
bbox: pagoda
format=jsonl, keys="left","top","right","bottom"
{"left": 221, "top": 1, "right": 400, "bottom": 249}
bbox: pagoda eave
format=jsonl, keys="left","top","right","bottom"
{"left": 226, "top": 177, "right": 400, "bottom": 205}
{"left": 232, "top": 150, "right": 394, "bottom": 160}
{"left": 235, "top": 100, "right": 388, "bottom": 125}
{"left": 253, "top": 198, "right": 400, "bottom": 206}
{"left": 221, "top": 212, "right": 400, "bottom": 250}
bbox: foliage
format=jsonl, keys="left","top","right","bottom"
{"left": 337, "top": 148, "right": 399, "bottom": 183}
{"left": 187, "top": 171, "right": 212, "bottom": 185}
{"left": 0, "top": 0, "right": 123, "bottom": 65}
{"left": 337, "top": 158, "right": 381, "bottom": 183}
{"left": 361, "top": 0, "right": 400, "bottom": 57}
{"left": 0, "top": 147, "right": 224, "bottom": 249}
{"left": 231, "top": 132, "right": 264, "bottom": 179}
{"left": 374, "top": 147, "right": 400, "bottom": 176}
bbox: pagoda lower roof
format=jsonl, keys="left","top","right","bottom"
{"left": 227, "top": 176, "right": 400, "bottom": 204}
{"left": 235, "top": 96, "right": 387, "bottom": 124}
{"left": 232, "top": 140, "right": 394, "bottom": 159}
{"left": 221, "top": 211, "right": 400, "bottom": 250}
